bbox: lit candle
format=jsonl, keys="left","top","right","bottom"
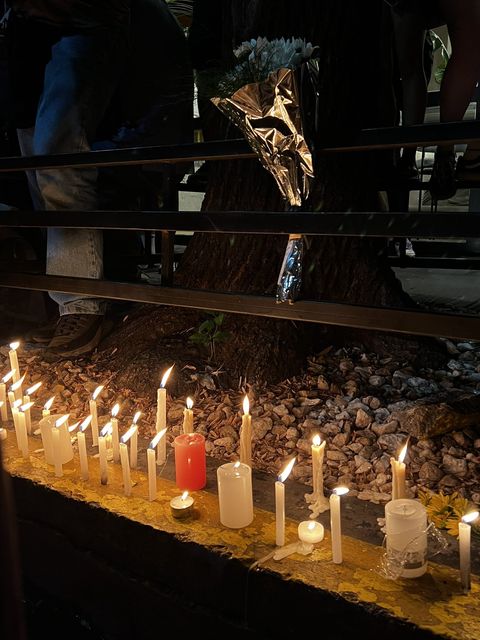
{"left": 239, "top": 396, "right": 252, "bottom": 468}
{"left": 77, "top": 416, "right": 92, "bottom": 481}
{"left": 182, "top": 397, "right": 194, "bottom": 434}
{"left": 311, "top": 434, "right": 326, "bottom": 497}
{"left": 110, "top": 403, "right": 121, "bottom": 463}
{"left": 8, "top": 342, "right": 20, "bottom": 383}
{"left": 98, "top": 423, "right": 112, "bottom": 485}
{"left": 170, "top": 491, "right": 194, "bottom": 519}
{"left": 11, "top": 399, "right": 21, "bottom": 432}
{"left": 155, "top": 365, "right": 173, "bottom": 464}
{"left": 120, "top": 426, "right": 136, "bottom": 496}
{"left": 20, "top": 401, "right": 34, "bottom": 438}
{"left": 275, "top": 457, "right": 296, "bottom": 547}
{"left": 459, "top": 510, "right": 479, "bottom": 593}
{"left": 42, "top": 396, "right": 55, "bottom": 418}
{"left": 129, "top": 411, "right": 141, "bottom": 469}
{"left": 385, "top": 498, "right": 428, "bottom": 578}
{"left": 0, "top": 370, "right": 14, "bottom": 421}
{"left": 0, "top": 427, "right": 6, "bottom": 440}
{"left": 10, "top": 373, "right": 26, "bottom": 403}
{"left": 298, "top": 520, "right": 324, "bottom": 544}
{"left": 52, "top": 415, "right": 69, "bottom": 477}
{"left": 23, "top": 380, "right": 41, "bottom": 434}
{"left": 39, "top": 412, "right": 73, "bottom": 466}
{"left": 330, "top": 486, "right": 349, "bottom": 564}
{"left": 217, "top": 460, "right": 254, "bottom": 529}
{"left": 174, "top": 432, "right": 206, "bottom": 491}
{"left": 89, "top": 385, "right": 103, "bottom": 446}
{"left": 390, "top": 441, "right": 408, "bottom": 500}
{"left": 15, "top": 404, "right": 29, "bottom": 458}
{"left": 147, "top": 429, "right": 166, "bottom": 501}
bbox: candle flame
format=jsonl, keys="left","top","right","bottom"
{"left": 333, "top": 486, "right": 349, "bottom": 496}
{"left": 80, "top": 415, "right": 92, "bottom": 432}
{"left": 55, "top": 415, "right": 69, "bottom": 428}
{"left": 308, "top": 521, "right": 316, "bottom": 531}
{"left": 149, "top": 428, "right": 167, "bottom": 449}
{"left": 312, "top": 434, "right": 321, "bottom": 446}
{"left": 2, "top": 369, "right": 15, "bottom": 383}
{"left": 20, "top": 402, "right": 34, "bottom": 412}
{"left": 462, "top": 511, "right": 479, "bottom": 524}
{"left": 44, "top": 396, "right": 55, "bottom": 411}
{"left": 121, "top": 425, "right": 136, "bottom": 444}
{"left": 278, "top": 457, "right": 296, "bottom": 483}
{"left": 10, "top": 374, "right": 26, "bottom": 392}
{"left": 398, "top": 441, "right": 408, "bottom": 464}
{"left": 243, "top": 395, "right": 249, "bottom": 415}
{"left": 111, "top": 403, "right": 120, "bottom": 417}
{"left": 9, "top": 341, "right": 19, "bottom": 351}
{"left": 13, "top": 399, "right": 22, "bottom": 409}
{"left": 186, "top": 397, "right": 193, "bottom": 410}
{"left": 68, "top": 421, "right": 80, "bottom": 433}
{"left": 92, "top": 385, "right": 104, "bottom": 400}
{"left": 100, "top": 423, "right": 112, "bottom": 437}
{"left": 133, "top": 411, "right": 141, "bottom": 425}
{"left": 160, "top": 365, "right": 174, "bottom": 388}
{"left": 181, "top": 491, "right": 189, "bottom": 501}
{"left": 0, "top": 401, "right": 3, "bottom": 408}
{"left": 26, "top": 381, "right": 42, "bottom": 396}
{"left": 234, "top": 461, "right": 241, "bottom": 469}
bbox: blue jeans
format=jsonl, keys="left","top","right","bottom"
{"left": 17, "top": 26, "right": 129, "bottom": 316}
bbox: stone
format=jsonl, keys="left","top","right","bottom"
{"left": 213, "top": 436, "right": 234, "bottom": 450}
{"left": 326, "top": 449, "right": 348, "bottom": 462}
{"left": 355, "top": 408, "right": 372, "bottom": 428}
{"left": 418, "top": 461, "right": 443, "bottom": 482}
{"left": 371, "top": 420, "right": 398, "bottom": 436}
{"left": 252, "top": 417, "right": 272, "bottom": 440}
{"left": 332, "top": 433, "right": 349, "bottom": 448}
{"left": 368, "top": 375, "right": 385, "bottom": 387}
{"left": 442, "top": 454, "right": 468, "bottom": 477}
{"left": 273, "top": 404, "right": 289, "bottom": 417}
{"left": 286, "top": 427, "right": 299, "bottom": 440}
{"left": 377, "top": 433, "right": 409, "bottom": 453}
{"left": 317, "top": 375, "right": 329, "bottom": 390}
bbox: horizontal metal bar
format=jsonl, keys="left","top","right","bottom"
{"left": 0, "top": 211, "right": 478, "bottom": 238}
{"left": 0, "top": 272, "right": 478, "bottom": 340}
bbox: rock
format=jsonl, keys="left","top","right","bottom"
{"left": 326, "top": 449, "right": 348, "bottom": 462}
{"left": 213, "top": 436, "right": 234, "bottom": 450}
{"left": 371, "top": 420, "right": 398, "bottom": 436}
{"left": 368, "top": 375, "right": 385, "bottom": 387}
{"left": 296, "top": 438, "right": 312, "bottom": 454}
{"left": 442, "top": 454, "right": 468, "bottom": 477}
{"left": 286, "top": 427, "right": 299, "bottom": 440}
{"left": 355, "top": 461, "right": 373, "bottom": 475}
{"left": 439, "top": 474, "right": 461, "bottom": 488}
{"left": 272, "top": 425, "right": 287, "bottom": 438}
{"left": 418, "top": 461, "right": 443, "bottom": 482}
{"left": 374, "top": 454, "right": 391, "bottom": 473}
{"left": 292, "top": 463, "right": 312, "bottom": 479}
{"left": 252, "top": 417, "right": 272, "bottom": 440}
{"left": 273, "top": 404, "right": 289, "bottom": 417}
{"left": 322, "top": 422, "right": 341, "bottom": 436}
{"left": 317, "top": 375, "right": 329, "bottom": 391}
{"left": 355, "top": 408, "right": 372, "bottom": 428}
{"left": 377, "top": 433, "right": 409, "bottom": 453}
{"left": 332, "top": 433, "right": 349, "bottom": 448}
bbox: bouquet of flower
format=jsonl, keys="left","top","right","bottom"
{"left": 209, "top": 37, "right": 320, "bottom": 303}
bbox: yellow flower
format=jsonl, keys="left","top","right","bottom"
{"left": 418, "top": 490, "right": 471, "bottom": 538}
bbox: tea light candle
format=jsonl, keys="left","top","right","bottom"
{"left": 170, "top": 491, "right": 194, "bottom": 519}
{"left": 459, "top": 511, "right": 479, "bottom": 593}
{"left": 43, "top": 396, "right": 55, "bottom": 418}
{"left": 120, "top": 426, "right": 136, "bottom": 497}
{"left": 385, "top": 498, "right": 428, "bottom": 578}
{"left": 298, "top": 520, "right": 324, "bottom": 544}
{"left": 147, "top": 429, "right": 166, "bottom": 501}
{"left": 239, "top": 396, "right": 252, "bottom": 468}
{"left": 182, "top": 397, "right": 194, "bottom": 434}
{"left": 0, "top": 370, "right": 14, "bottom": 421}
{"left": 275, "top": 457, "right": 296, "bottom": 547}
{"left": 217, "top": 461, "right": 253, "bottom": 529}
{"left": 129, "top": 412, "right": 141, "bottom": 469}
{"left": 390, "top": 441, "right": 408, "bottom": 500}
{"left": 330, "top": 486, "right": 349, "bottom": 564}
{"left": 98, "top": 423, "right": 112, "bottom": 485}
{"left": 155, "top": 365, "right": 173, "bottom": 464}
{"left": 8, "top": 342, "right": 20, "bottom": 383}
{"left": 174, "top": 432, "right": 206, "bottom": 491}
{"left": 77, "top": 416, "right": 92, "bottom": 480}
{"left": 110, "top": 403, "right": 120, "bottom": 463}
{"left": 89, "top": 385, "right": 103, "bottom": 446}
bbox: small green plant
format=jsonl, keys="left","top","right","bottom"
{"left": 188, "top": 312, "right": 230, "bottom": 360}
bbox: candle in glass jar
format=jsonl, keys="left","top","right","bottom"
{"left": 89, "top": 385, "right": 103, "bottom": 446}
{"left": 182, "top": 397, "right": 194, "bottom": 434}
{"left": 385, "top": 498, "right": 428, "bottom": 578}
{"left": 147, "top": 428, "right": 166, "bottom": 501}
{"left": 217, "top": 461, "right": 253, "bottom": 529}
{"left": 174, "top": 432, "right": 206, "bottom": 491}
{"left": 155, "top": 365, "right": 173, "bottom": 464}
{"left": 8, "top": 342, "right": 20, "bottom": 383}
{"left": 330, "top": 486, "right": 349, "bottom": 564}
{"left": 275, "top": 457, "right": 296, "bottom": 547}
{"left": 459, "top": 511, "right": 479, "bottom": 593}
{"left": 390, "top": 441, "right": 408, "bottom": 500}
{"left": 239, "top": 396, "right": 252, "bottom": 468}
{"left": 77, "top": 416, "right": 92, "bottom": 480}
{"left": 98, "top": 423, "right": 112, "bottom": 485}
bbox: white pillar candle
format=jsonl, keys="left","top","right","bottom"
{"left": 217, "top": 461, "right": 254, "bottom": 529}
{"left": 298, "top": 520, "right": 324, "bottom": 544}
{"left": 89, "top": 385, "right": 103, "bottom": 447}
{"left": 119, "top": 442, "right": 132, "bottom": 496}
{"left": 385, "top": 498, "right": 428, "bottom": 578}
{"left": 459, "top": 511, "right": 479, "bottom": 593}
{"left": 239, "top": 396, "right": 252, "bottom": 468}
{"left": 311, "top": 434, "right": 326, "bottom": 497}
{"left": 147, "top": 429, "right": 166, "bottom": 501}
{"left": 77, "top": 416, "right": 92, "bottom": 481}
{"left": 15, "top": 408, "right": 29, "bottom": 458}
{"left": 39, "top": 414, "right": 73, "bottom": 466}
{"left": 8, "top": 342, "right": 20, "bottom": 383}
{"left": 275, "top": 457, "right": 296, "bottom": 547}
{"left": 155, "top": 366, "right": 173, "bottom": 464}
{"left": 390, "top": 441, "right": 408, "bottom": 500}
{"left": 182, "top": 397, "right": 194, "bottom": 434}
{"left": 330, "top": 486, "right": 349, "bottom": 564}
{"left": 110, "top": 403, "right": 120, "bottom": 463}
{"left": 98, "top": 423, "right": 111, "bottom": 485}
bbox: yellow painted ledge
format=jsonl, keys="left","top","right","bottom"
{"left": 2, "top": 432, "right": 480, "bottom": 640}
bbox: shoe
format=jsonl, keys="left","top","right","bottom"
{"left": 45, "top": 314, "right": 105, "bottom": 358}
{"left": 25, "top": 318, "right": 60, "bottom": 344}
{"left": 428, "top": 151, "right": 457, "bottom": 201}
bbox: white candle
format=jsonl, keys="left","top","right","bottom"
{"left": 11, "top": 399, "right": 21, "bottom": 433}
{"left": 119, "top": 442, "right": 132, "bottom": 496}
{"left": 217, "top": 461, "right": 253, "bottom": 529}
{"left": 182, "top": 397, "right": 194, "bottom": 434}
{"left": 311, "top": 434, "right": 326, "bottom": 497}
{"left": 330, "top": 486, "right": 349, "bottom": 564}
{"left": 89, "top": 385, "right": 103, "bottom": 446}
{"left": 43, "top": 396, "right": 55, "bottom": 418}
{"left": 10, "top": 373, "right": 25, "bottom": 402}
{"left": 298, "top": 520, "right": 324, "bottom": 544}
{"left": 170, "top": 491, "right": 194, "bottom": 519}
{"left": 155, "top": 365, "right": 173, "bottom": 464}
{"left": 15, "top": 406, "right": 29, "bottom": 458}
{"left": 52, "top": 415, "right": 69, "bottom": 477}
{"left": 39, "top": 413, "right": 73, "bottom": 466}
{"left": 390, "top": 441, "right": 408, "bottom": 500}
{"left": 0, "top": 370, "right": 14, "bottom": 421}
{"left": 0, "top": 427, "right": 6, "bottom": 440}
{"left": 239, "top": 396, "right": 252, "bottom": 468}
{"left": 77, "top": 416, "right": 92, "bottom": 481}
{"left": 22, "top": 381, "right": 41, "bottom": 435}
{"left": 98, "top": 423, "right": 111, "bottom": 485}
{"left": 110, "top": 403, "right": 120, "bottom": 463}
{"left": 275, "top": 457, "right": 296, "bottom": 547}
{"left": 385, "top": 498, "right": 428, "bottom": 578}
{"left": 147, "top": 429, "right": 166, "bottom": 501}
{"left": 129, "top": 411, "right": 141, "bottom": 469}
{"left": 20, "top": 401, "right": 34, "bottom": 439}
{"left": 8, "top": 342, "right": 20, "bottom": 383}
{"left": 459, "top": 511, "right": 479, "bottom": 593}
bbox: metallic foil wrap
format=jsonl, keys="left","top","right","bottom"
{"left": 276, "top": 233, "right": 304, "bottom": 304}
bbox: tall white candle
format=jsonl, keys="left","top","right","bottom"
{"left": 43, "top": 396, "right": 55, "bottom": 418}
{"left": 98, "top": 423, "right": 111, "bottom": 485}
{"left": 22, "top": 381, "right": 41, "bottom": 435}
{"left": 110, "top": 403, "right": 120, "bottom": 463}
{"left": 10, "top": 373, "right": 25, "bottom": 402}
{"left": 330, "top": 486, "right": 349, "bottom": 564}
{"left": 390, "top": 441, "right": 408, "bottom": 500}
{"left": 0, "top": 370, "right": 14, "bottom": 421}
{"left": 89, "top": 385, "right": 103, "bottom": 446}
{"left": 183, "top": 397, "right": 194, "bottom": 434}
{"left": 8, "top": 342, "right": 20, "bottom": 383}
{"left": 130, "top": 411, "right": 141, "bottom": 469}
{"left": 20, "top": 401, "right": 34, "bottom": 438}
{"left": 52, "top": 422, "right": 63, "bottom": 477}
{"left": 217, "top": 461, "right": 253, "bottom": 529}
{"left": 119, "top": 442, "right": 132, "bottom": 497}
{"left": 11, "top": 399, "right": 21, "bottom": 432}
{"left": 16, "top": 406, "right": 29, "bottom": 458}
{"left": 385, "top": 498, "right": 428, "bottom": 578}
{"left": 459, "top": 511, "right": 479, "bottom": 593}
{"left": 77, "top": 416, "right": 92, "bottom": 481}
{"left": 275, "top": 457, "right": 296, "bottom": 547}
{"left": 311, "top": 434, "right": 326, "bottom": 497}
{"left": 0, "top": 427, "right": 6, "bottom": 440}
{"left": 155, "top": 365, "right": 173, "bottom": 464}
{"left": 239, "top": 396, "right": 252, "bottom": 468}
{"left": 147, "top": 429, "right": 166, "bottom": 501}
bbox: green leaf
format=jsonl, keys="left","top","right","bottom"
{"left": 214, "top": 313, "right": 225, "bottom": 326}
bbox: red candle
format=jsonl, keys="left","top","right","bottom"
{"left": 174, "top": 433, "right": 206, "bottom": 491}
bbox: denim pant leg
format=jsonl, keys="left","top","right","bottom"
{"left": 32, "top": 29, "right": 128, "bottom": 315}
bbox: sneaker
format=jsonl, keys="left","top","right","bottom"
{"left": 45, "top": 314, "right": 105, "bottom": 358}
{"left": 428, "top": 151, "right": 457, "bottom": 201}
